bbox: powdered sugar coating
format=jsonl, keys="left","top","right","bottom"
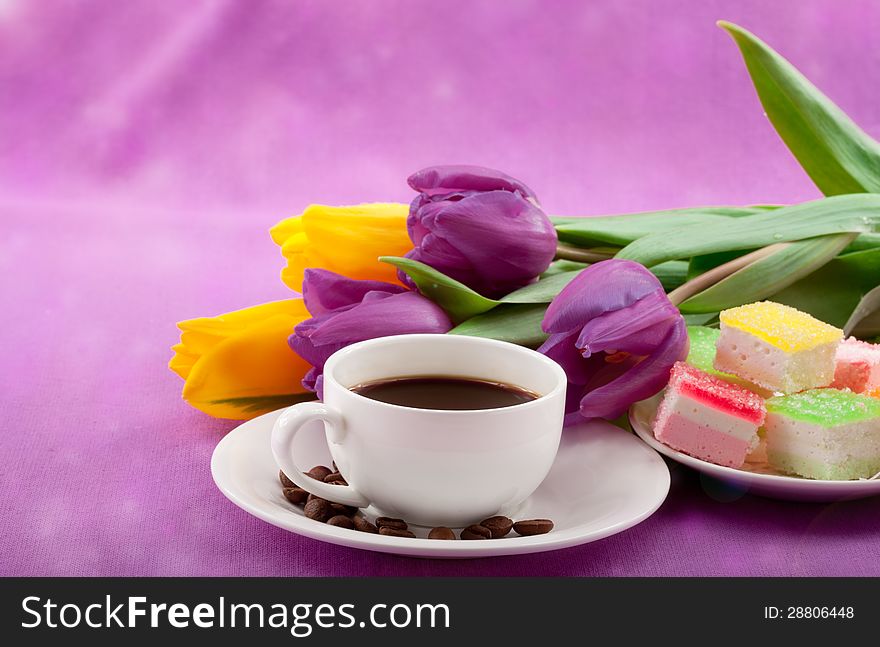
{"left": 719, "top": 301, "right": 842, "bottom": 353}
{"left": 831, "top": 336, "right": 880, "bottom": 393}
{"left": 766, "top": 388, "right": 880, "bottom": 426}
{"left": 668, "top": 362, "right": 766, "bottom": 425}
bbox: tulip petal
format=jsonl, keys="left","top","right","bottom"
{"left": 271, "top": 203, "right": 411, "bottom": 291}
{"left": 542, "top": 260, "right": 666, "bottom": 334}
{"left": 406, "top": 194, "right": 441, "bottom": 246}
{"left": 575, "top": 291, "right": 682, "bottom": 357}
{"left": 408, "top": 192, "right": 556, "bottom": 298}
{"left": 288, "top": 329, "right": 345, "bottom": 369}
{"left": 407, "top": 232, "right": 472, "bottom": 270}
{"left": 432, "top": 192, "right": 556, "bottom": 285}
{"left": 408, "top": 165, "right": 538, "bottom": 200}
{"left": 181, "top": 313, "right": 314, "bottom": 420}
{"left": 306, "top": 291, "right": 452, "bottom": 346}
{"left": 302, "top": 268, "right": 404, "bottom": 315}
{"left": 269, "top": 213, "right": 304, "bottom": 246}
{"left": 168, "top": 343, "right": 199, "bottom": 380}
{"left": 577, "top": 318, "right": 688, "bottom": 419}
{"left": 178, "top": 299, "right": 309, "bottom": 329}
{"left": 537, "top": 332, "right": 593, "bottom": 384}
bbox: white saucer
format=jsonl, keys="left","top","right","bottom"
{"left": 630, "top": 394, "right": 880, "bottom": 502}
{"left": 211, "top": 409, "right": 670, "bottom": 558}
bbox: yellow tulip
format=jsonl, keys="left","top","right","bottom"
{"left": 270, "top": 203, "right": 411, "bottom": 291}
{"left": 169, "top": 299, "right": 315, "bottom": 420}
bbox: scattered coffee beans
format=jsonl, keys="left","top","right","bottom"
{"left": 306, "top": 465, "right": 333, "bottom": 481}
{"left": 428, "top": 527, "right": 456, "bottom": 540}
{"left": 303, "top": 498, "right": 333, "bottom": 522}
{"left": 480, "top": 515, "right": 513, "bottom": 538}
{"left": 379, "top": 526, "right": 416, "bottom": 538}
{"left": 324, "top": 472, "right": 347, "bottom": 486}
{"left": 330, "top": 502, "right": 358, "bottom": 516}
{"left": 279, "top": 470, "right": 295, "bottom": 488}
{"left": 376, "top": 517, "right": 408, "bottom": 531}
{"left": 282, "top": 487, "right": 309, "bottom": 506}
{"left": 278, "top": 467, "right": 554, "bottom": 541}
{"left": 460, "top": 524, "right": 492, "bottom": 540}
{"left": 513, "top": 519, "right": 554, "bottom": 536}
{"left": 353, "top": 516, "right": 379, "bottom": 534}
{"left": 327, "top": 515, "right": 355, "bottom": 529}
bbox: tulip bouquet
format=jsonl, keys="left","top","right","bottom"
{"left": 171, "top": 22, "right": 880, "bottom": 427}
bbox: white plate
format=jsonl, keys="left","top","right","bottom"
{"left": 211, "top": 409, "right": 670, "bottom": 558}
{"left": 630, "top": 394, "right": 880, "bottom": 502}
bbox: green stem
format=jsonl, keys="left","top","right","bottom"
{"left": 666, "top": 243, "right": 788, "bottom": 306}
{"left": 555, "top": 244, "right": 616, "bottom": 263}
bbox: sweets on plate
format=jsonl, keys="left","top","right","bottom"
{"left": 686, "top": 325, "right": 771, "bottom": 397}
{"left": 764, "top": 389, "right": 880, "bottom": 480}
{"left": 653, "top": 362, "right": 766, "bottom": 468}
{"left": 714, "top": 301, "right": 842, "bottom": 394}
{"left": 686, "top": 325, "right": 727, "bottom": 375}
{"left": 831, "top": 336, "right": 880, "bottom": 395}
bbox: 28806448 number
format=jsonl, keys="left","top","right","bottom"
{"left": 787, "top": 607, "right": 854, "bottom": 619}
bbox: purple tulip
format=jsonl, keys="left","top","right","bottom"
{"left": 538, "top": 259, "right": 688, "bottom": 424}
{"left": 401, "top": 165, "right": 558, "bottom": 299}
{"left": 289, "top": 269, "right": 453, "bottom": 396}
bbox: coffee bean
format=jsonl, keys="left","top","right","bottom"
{"left": 324, "top": 472, "right": 348, "bottom": 486}
{"left": 461, "top": 524, "right": 492, "bottom": 540}
{"left": 513, "top": 519, "right": 554, "bottom": 536}
{"left": 353, "top": 516, "right": 379, "bottom": 534}
{"left": 306, "top": 465, "right": 333, "bottom": 481}
{"left": 303, "top": 498, "right": 332, "bottom": 522}
{"left": 282, "top": 487, "right": 309, "bottom": 506}
{"left": 428, "top": 527, "right": 456, "bottom": 540}
{"left": 376, "top": 517, "right": 408, "bottom": 531}
{"left": 330, "top": 502, "right": 358, "bottom": 516}
{"left": 480, "top": 515, "right": 513, "bottom": 538}
{"left": 279, "top": 470, "right": 295, "bottom": 488}
{"left": 327, "top": 515, "right": 355, "bottom": 529}
{"left": 379, "top": 526, "right": 416, "bottom": 538}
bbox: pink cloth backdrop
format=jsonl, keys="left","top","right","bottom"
{"left": 2, "top": 0, "right": 880, "bottom": 575}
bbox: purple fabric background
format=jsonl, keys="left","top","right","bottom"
{"left": 2, "top": 0, "right": 880, "bottom": 576}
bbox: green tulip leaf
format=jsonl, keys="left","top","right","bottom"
{"left": 449, "top": 304, "right": 549, "bottom": 348}
{"left": 553, "top": 205, "right": 776, "bottom": 248}
{"left": 652, "top": 260, "right": 689, "bottom": 291}
{"left": 209, "top": 392, "right": 317, "bottom": 415}
{"left": 616, "top": 193, "right": 880, "bottom": 267}
{"left": 379, "top": 256, "right": 498, "bottom": 324}
{"left": 843, "top": 233, "right": 880, "bottom": 254}
{"left": 501, "top": 271, "right": 582, "bottom": 304}
{"left": 540, "top": 259, "right": 588, "bottom": 278}
{"left": 844, "top": 284, "right": 880, "bottom": 337}
{"left": 772, "top": 247, "right": 880, "bottom": 328}
{"left": 679, "top": 233, "right": 856, "bottom": 313}
{"left": 687, "top": 250, "right": 754, "bottom": 281}
{"left": 720, "top": 21, "right": 880, "bottom": 195}
{"left": 682, "top": 313, "right": 720, "bottom": 327}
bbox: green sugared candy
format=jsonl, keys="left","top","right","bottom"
{"left": 766, "top": 389, "right": 880, "bottom": 426}
{"left": 686, "top": 325, "right": 720, "bottom": 373}
{"left": 686, "top": 326, "right": 739, "bottom": 379}
{"left": 685, "top": 325, "right": 770, "bottom": 395}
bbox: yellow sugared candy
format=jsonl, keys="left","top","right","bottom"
{"left": 714, "top": 301, "right": 843, "bottom": 394}
{"left": 719, "top": 301, "right": 842, "bottom": 352}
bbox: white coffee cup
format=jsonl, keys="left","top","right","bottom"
{"left": 271, "top": 333, "right": 566, "bottom": 527}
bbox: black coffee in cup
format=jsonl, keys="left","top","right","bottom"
{"left": 350, "top": 376, "right": 539, "bottom": 410}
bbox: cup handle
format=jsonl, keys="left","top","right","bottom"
{"left": 270, "top": 402, "right": 371, "bottom": 508}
